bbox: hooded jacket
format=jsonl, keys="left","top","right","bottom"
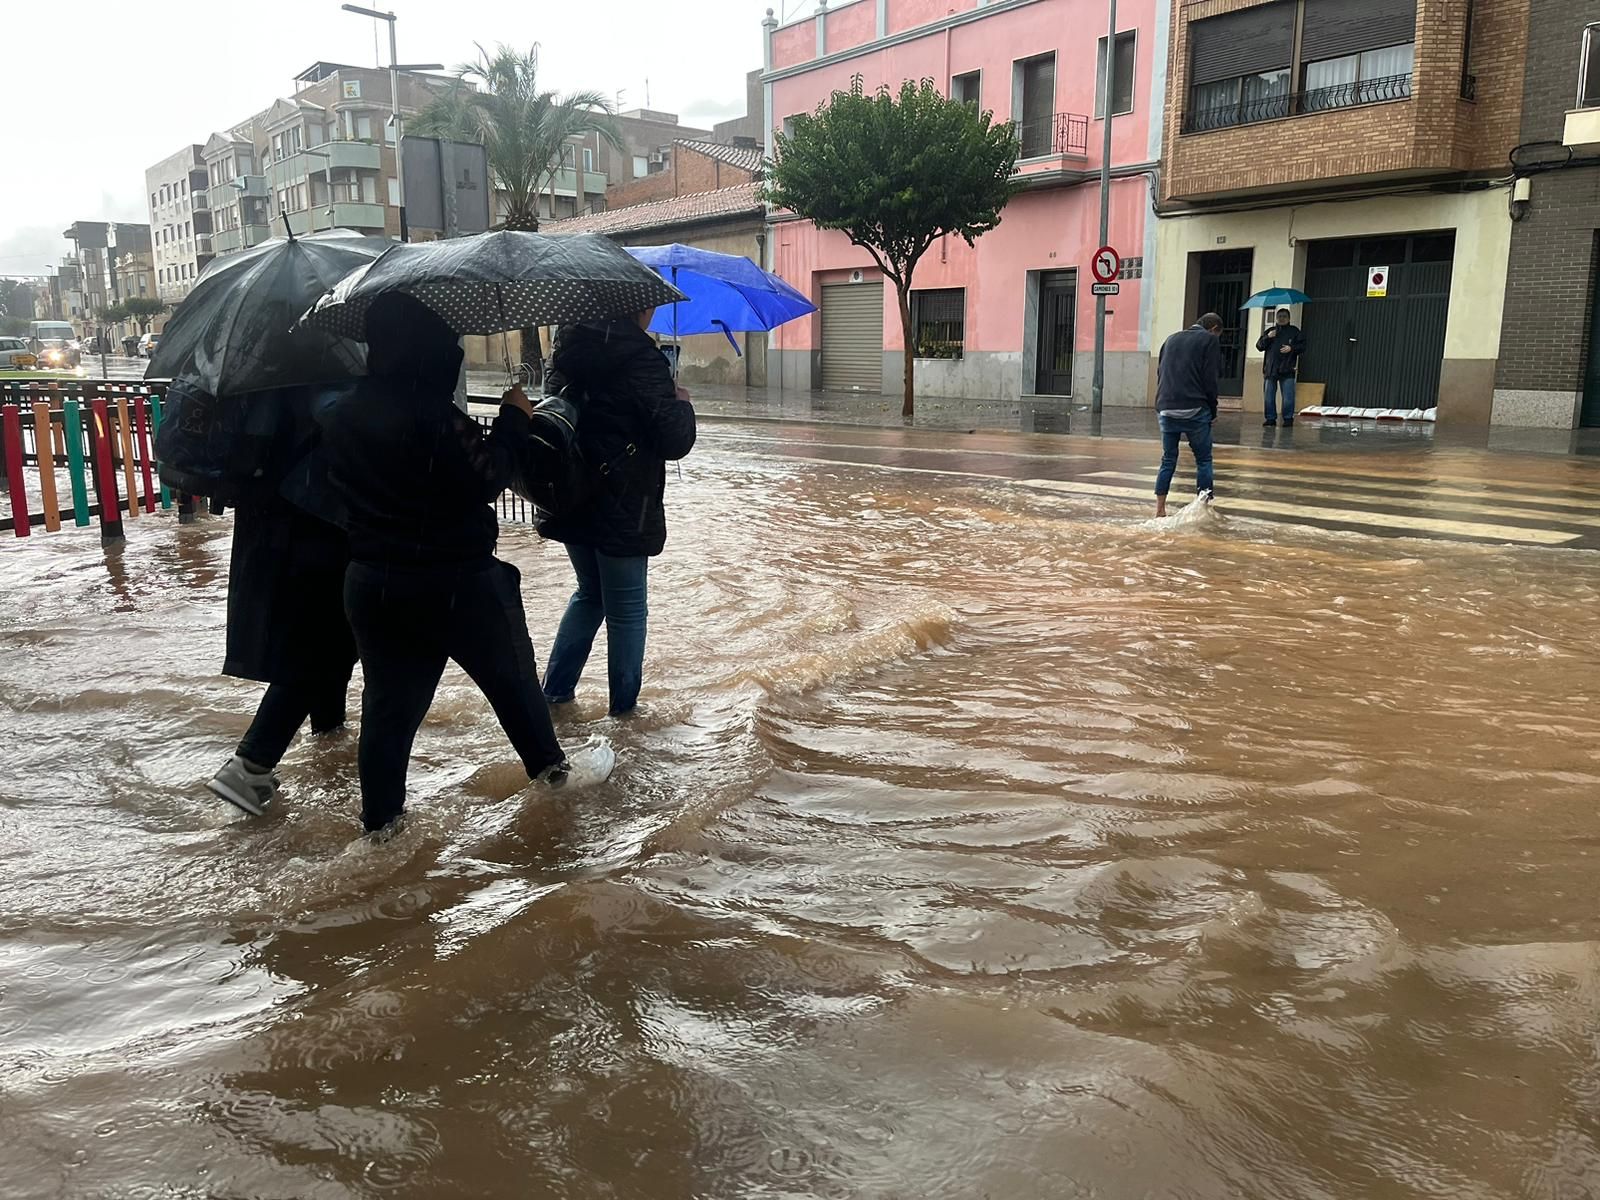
{"left": 317, "top": 293, "right": 530, "bottom": 567}
{"left": 536, "top": 318, "right": 696, "bottom": 558}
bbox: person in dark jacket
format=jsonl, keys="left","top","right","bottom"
{"left": 1154, "top": 312, "right": 1224, "bottom": 518}
{"left": 1255, "top": 306, "right": 1305, "bottom": 427}
{"left": 536, "top": 310, "right": 697, "bottom": 716}
{"left": 207, "top": 386, "right": 357, "bottom": 818}
{"left": 317, "top": 293, "right": 577, "bottom": 836}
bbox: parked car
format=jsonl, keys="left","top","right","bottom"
{"left": 137, "top": 332, "right": 161, "bottom": 358}
{"left": 0, "top": 336, "right": 39, "bottom": 370}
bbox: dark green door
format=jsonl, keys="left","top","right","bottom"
{"left": 1301, "top": 233, "right": 1454, "bottom": 409}
{"left": 1196, "top": 249, "right": 1253, "bottom": 396}
{"left": 1035, "top": 271, "right": 1076, "bottom": 395}
{"left": 1583, "top": 251, "right": 1600, "bottom": 426}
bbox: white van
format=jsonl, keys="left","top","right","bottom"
{"left": 29, "top": 321, "right": 81, "bottom": 368}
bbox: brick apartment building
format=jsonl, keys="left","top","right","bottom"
{"left": 1493, "top": 1, "right": 1600, "bottom": 429}
{"left": 1152, "top": 0, "right": 1528, "bottom": 426}
{"left": 197, "top": 63, "right": 457, "bottom": 257}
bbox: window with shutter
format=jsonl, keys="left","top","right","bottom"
{"left": 1096, "top": 32, "right": 1137, "bottom": 119}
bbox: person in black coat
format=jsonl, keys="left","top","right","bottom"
{"left": 317, "top": 293, "right": 576, "bottom": 835}
{"left": 537, "top": 311, "right": 697, "bottom": 715}
{"left": 1255, "top": 306, "right": 1306, "bottom": 426}
{"left": 1153, "top": 312, "right": 1224, "bottom": 518}
{"left": 207, "top": 385, "right": 357, "bottom": 818}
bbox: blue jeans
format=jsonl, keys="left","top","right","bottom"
{"left": 543, "top": 546, "right": 649, "bottom": 715}
{"left": 1264, "top": 375, "right": 1296, "bottom": 422}
{"left": 1155, "top": 411, "right": 1215, "bottom": 497}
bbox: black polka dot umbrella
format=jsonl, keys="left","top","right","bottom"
{"left": 298, "top": 230, "right": 687, "bottom": 339}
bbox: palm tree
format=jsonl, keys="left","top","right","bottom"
{"left": 413, "top": 44, "right": 623, "bottom": 377}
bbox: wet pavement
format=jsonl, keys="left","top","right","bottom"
{"left": 685, "top": 384, "right": 1600, "bottom": 458}
{"left": 3, "top": 416, "right": 1599, "bottom": 1199}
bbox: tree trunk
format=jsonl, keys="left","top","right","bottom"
{"left": 896, "top": 283, "right": 916, "bottom": 420}
{"left": 518, "top": 326, "right": 543, "bottom": 386}
{"left": 504, "top": 204, "right": 544, "bottom": 385}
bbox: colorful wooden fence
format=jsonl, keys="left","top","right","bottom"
{"left": 0, "top": 380, "right": 191, "bottom": 542}
{"left": 2, "top": 383, "right": 531, "bottom": 542}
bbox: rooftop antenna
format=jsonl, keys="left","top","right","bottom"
{"left": 645, "top": 77, "right": 650, "bottom": 108}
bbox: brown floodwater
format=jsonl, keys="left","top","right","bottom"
{"left": 2, "top": 434, "right": 1599, "bottom": 1199}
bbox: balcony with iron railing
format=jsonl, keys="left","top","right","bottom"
{"left": 1181, "top": 73, "right": 1412, "bottom": 135}
{"left": 1015, "top": 112, "right": 1090, "bottom": 161}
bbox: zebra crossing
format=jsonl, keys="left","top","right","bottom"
{"left": 699, "top": 422, "right": 1600, "bottom": 549}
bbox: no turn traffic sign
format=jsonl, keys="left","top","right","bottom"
{"left": 1091, "top": 245, "right": 1121, "bottom": 284}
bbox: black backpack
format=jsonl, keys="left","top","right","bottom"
{"left": 511, "top": 386, "right": 639, "bottom": 520}
{"left": 154, "top": 379, "right": 283, "bottom": 506}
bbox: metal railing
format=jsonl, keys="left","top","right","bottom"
{"left": 1182, "top": 73, "right": 1412, "bottom": 134}
{"left": 1015, "top": 112, "right": 1090, "bottom": 159}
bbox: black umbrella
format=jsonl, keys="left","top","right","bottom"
{"left": 299, "top": 230, "right": 687, "bottom": 340}
{"left": 146, "top": 229, "right": 387, "bottom": 395}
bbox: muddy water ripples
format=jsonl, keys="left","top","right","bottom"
{"left": 2, "top": 436, "right": 1599, "bottom": 1198}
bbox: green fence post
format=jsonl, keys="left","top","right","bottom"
{"left": 147, "top": 393, "right": 171, "bottom": 510}
{"left": 61, "top": 398, "right": 90, "bottom": 528}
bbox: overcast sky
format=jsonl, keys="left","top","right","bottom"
{"left": 0, "top": 0, "right": 796, "bottom": 278}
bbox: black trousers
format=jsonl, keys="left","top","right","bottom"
{"left": 237, "top": 670, "right": 354, "bottom": 769}
{"left": 344, "top": 558, "right": 564, "bottom": 832}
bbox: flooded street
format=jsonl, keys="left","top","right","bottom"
{"left": 3, "top": 427, "right": 1599, "bottom": 1199}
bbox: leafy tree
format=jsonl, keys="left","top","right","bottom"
{"left": 766, "top": 77, "right": 1020, "bottom": 417}
{"left": 0, "top": 279, "right": 36, "bottom": 336}
{"left": 101, "top": 302, "right": 131, "bottom": 326}
{"left": 413, "top": 44, "right": 623, "bottom": 378}
{"left": 123, "top": 297, "right": 168, "bottom": 334}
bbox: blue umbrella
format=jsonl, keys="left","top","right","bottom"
{"left": 1242, "top": 287, "right": 1312, "bottom": 310}
{"left": 624, "top": 244, "right": 816, "bottom": 357}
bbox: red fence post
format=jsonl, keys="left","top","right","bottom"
{"left": 2, "top": 404, "right": 29, "bottom": 538}
{"left": 87, "top": 398, "right": 125, "bottom": 543}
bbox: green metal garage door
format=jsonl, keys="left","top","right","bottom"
{"left": 1300, "top": 233, "right": 1454, "bottom": 409}
{"left": 821, "top": 282, "right": 884, "bottom": 392}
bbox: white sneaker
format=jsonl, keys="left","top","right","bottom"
{"left": 536, "top": 737, "right": 617, "bottom": 791}
{"left": 207, "top": 754, "right": 278, "bottom": 817}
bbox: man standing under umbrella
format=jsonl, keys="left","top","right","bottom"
{"left": 1255, "top": 306, "right": 1305, "bottom": 427}
{"left": 316, "top": 293, "right": 597, "bottom": 836}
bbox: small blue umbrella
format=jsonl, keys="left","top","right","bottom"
{"left": 1242, "top": 287, "right": 1312, "bottom": 310}
{"left": 624, "top": 244, "right": 816, "bottom": 357}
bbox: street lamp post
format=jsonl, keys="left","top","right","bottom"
{"left": 339, "top": 4, "right": 442, "bottom": 243}
{"left": 1092, "top": 0, "right": 1117, "bottom": 416}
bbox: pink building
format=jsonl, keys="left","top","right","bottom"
{"left": 761, "top": 0, "right": 1162, "bottom": 405}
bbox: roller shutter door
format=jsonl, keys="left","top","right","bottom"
{"left": 821, "top": 283, "right": 884, "bottom": 392}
